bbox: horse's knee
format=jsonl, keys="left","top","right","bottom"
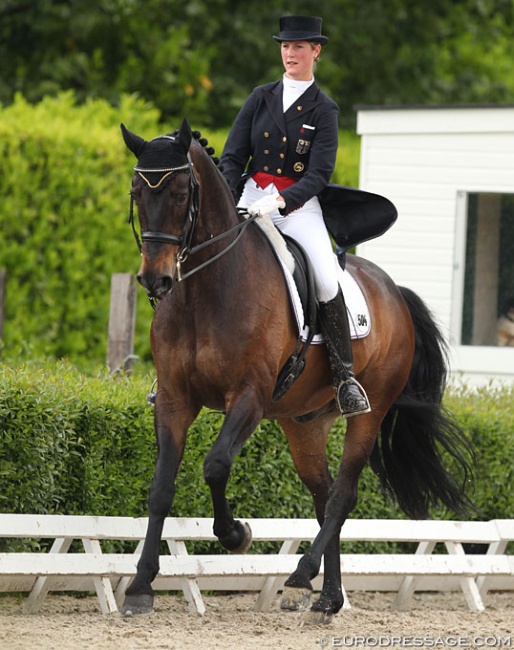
{"left": 203, "top": 450, "right": 231, "bottom": 488}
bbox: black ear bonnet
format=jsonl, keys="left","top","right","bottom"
{"left": 133, "top": 133, "right": 190, "bottom": 192}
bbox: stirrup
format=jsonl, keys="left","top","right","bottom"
{"left": 335, "top": 377, "right": 371, "bottom": 418}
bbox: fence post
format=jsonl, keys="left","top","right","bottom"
{"left": 0, "top": 269, "right": 6, "bottom": 343}
{"left": 107, "top": 273, "right": 137, "bottom": 375}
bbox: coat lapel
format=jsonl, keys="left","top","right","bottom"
{"left": 284, "top": 83, "right": 320, "bottom": 123}
{"left": 263, "top": 81, "right": 287, "bottom": 135}
{"left": 264, "top": 81, "right": 321, "bottom": 130}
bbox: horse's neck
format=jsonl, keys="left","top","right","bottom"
{"left": 186, "top": 150, "right": 283, "bottom": 301}
{"left": 194, "top": 155, "right": 249, "bottom": 246}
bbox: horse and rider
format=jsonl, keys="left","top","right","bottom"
{"left": 118, "top": 16, "right": 474, "bottom": 624}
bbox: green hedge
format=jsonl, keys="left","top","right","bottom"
{"left": 445, "top": 384, "right": 514, "bottom": 521}
{"left": 0, "top": 360, "right": 390, "bottom": 521}
{"left": 1, "top": 361, "right": 513, "bottom": 554}
{"left": 0, "top": 92, "right": 158, "bottom": 363}
{"left": 0, "top": 92, "right": 360, "bottom": 367}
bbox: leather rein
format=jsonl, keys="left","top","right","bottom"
{"left": 128, "top": 154, "right": 258, "bottom": 285}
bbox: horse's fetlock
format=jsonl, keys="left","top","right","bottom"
{"left": 312, "top": 592, "right": 344, "bottom": 615}
{"left": 285, "top": 570, "right": 314, "bottom": 591}
{"left": 217, "top": 520, "right": 252, "bottom": 553}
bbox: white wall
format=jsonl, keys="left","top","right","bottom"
{"left": 355, "top": 106, "right": 514, "bottom": 386}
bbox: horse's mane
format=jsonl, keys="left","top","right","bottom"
{"left": 169, "top": 126, "right": 240, "bottom": 211}
{"left": 168, "top": 128, "right": 220, "bottom": 166}
{"left": 174, "top": 127, "right": 294, "bottom": 271}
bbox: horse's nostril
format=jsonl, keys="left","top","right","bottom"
{"left": 136, "top": 273, "right": 173, "bottom": 298}
{"left": 161, "top": 276, "right": 173, "bottom": 294}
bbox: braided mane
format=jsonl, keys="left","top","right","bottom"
{"left": 168, "top": 128, "right": 220, "bottom": 166}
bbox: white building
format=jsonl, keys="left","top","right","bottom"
{"left": 356, "top": 105, "right": 514, "bottom": 386}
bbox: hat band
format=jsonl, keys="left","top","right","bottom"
{"left": 273, "top": 31, "right": 328, "bottom": 44}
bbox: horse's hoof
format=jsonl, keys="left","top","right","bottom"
{"left": 120, "top": 593, "right": 154, "bottom": 616}
{"left": 228, "top": 522, "right": 253, "bottom": 554}
{"left": 300, "top": 609, "right": 334, "bottom": 626}
{"left": 280, "top": 586, "right": 312, "bottom": 611}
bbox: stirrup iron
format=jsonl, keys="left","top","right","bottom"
{"left": 335, "top": 376, "right": 371, "bottom": 418}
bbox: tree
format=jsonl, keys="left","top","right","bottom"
{"left": 1, "top": 0, "right": 514, "bottom": 129}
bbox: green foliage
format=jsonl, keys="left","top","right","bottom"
{"left": 0, "top": 94, "right": 359, "bottom": 365}
{"left": 0, "top": 92, "right": 159, "bottom": 363}
{"left": 3, "top": 1, "right": 514, "bottom": 129}
{"left": 0, "top": 361, "right": 155, "bottom": 518}
{"left": 1, "top": 361, "right": 513, "bottom": 554}
{"left": 445, "top": 383, "right": 514, "bottom": 520}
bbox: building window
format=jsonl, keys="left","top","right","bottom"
{"left": 461, "top": 193, "right": 514, "bottom": 346}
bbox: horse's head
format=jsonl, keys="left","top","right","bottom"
{"left": 121, "top": 118, "right": 196, "bottom": 300}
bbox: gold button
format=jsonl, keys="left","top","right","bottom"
{"left": 263, "top": 165, "right": 269, "bottom": 171}
{"left": 276, "top": 168, "right": 282, "bottom": 174}
{"left": 297, "top": 105, "right": 302, "bottom": 111}
{"left": 264, "top": 149, "right": 270, "bottom": 154}
{"left": 282, "top": 136, "right": 287, "bottom": 142}
{"left": 279, "top": 153, "right": 285, "bottom": 158}
{"left": 264, "top": 132, "right": 270, "bottom": 137}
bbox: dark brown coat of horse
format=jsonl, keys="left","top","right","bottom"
{"left": 120, "top": 119, "right": 474, "bottom": 623}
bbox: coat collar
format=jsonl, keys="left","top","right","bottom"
{"left": 263, "top": 80, "right": 320, "bottom": 133}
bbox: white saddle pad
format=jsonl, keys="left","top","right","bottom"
{"left": 279, "top": 255, "right": 371, "bottom": 344}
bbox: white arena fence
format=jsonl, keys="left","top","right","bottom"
{"left": 0, "top": 515, "right": 512, "bottom": 615}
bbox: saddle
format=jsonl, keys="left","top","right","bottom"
{"left": 271, "top": 235, "right": 319, "bottom": 403}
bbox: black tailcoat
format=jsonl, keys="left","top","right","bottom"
{"left": 221, "top": 80, "right": 397, "bottom": 249}
{"left": 220, "top": 80, "right": 338, "bottom": 215}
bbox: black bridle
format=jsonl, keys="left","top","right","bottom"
{"left": 128, "top": 154, "right": 258, "bottom": 286}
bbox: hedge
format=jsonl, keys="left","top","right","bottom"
{"left": 1, "top": 361, "right": 513, "bottom": 554}
{"left": 0, "top": 92, "right": 158, "bottom": 364}
{"left": 0, "top": 92, "right": 360, "bottom": 367}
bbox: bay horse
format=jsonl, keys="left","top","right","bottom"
{"left": 120, "top": 118, "right": 474, "bottom": 623}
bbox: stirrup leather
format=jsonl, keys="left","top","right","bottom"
{"left": 335, "top": 377, "right": 371, "bottom": 418}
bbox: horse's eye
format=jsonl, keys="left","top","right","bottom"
{"left": 175, "top": 194, "right": 188, "bottom": 205}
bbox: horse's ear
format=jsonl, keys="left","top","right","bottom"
{"left": 176, "top": 118, "right": 192, "bottom": 154}
{"left": 120, "top": 123, "right": 146, "bottom": 158}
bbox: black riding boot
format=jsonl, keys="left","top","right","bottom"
{"left": 319, "top": 289, "right": 371, "bottom": 418}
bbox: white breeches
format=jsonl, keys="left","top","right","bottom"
{"left": 239, "top": 178, "right": 339, "bottom": 302}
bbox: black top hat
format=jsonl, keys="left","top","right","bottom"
{"left": 273, "top": 16, "right": 328, "bottom": 45}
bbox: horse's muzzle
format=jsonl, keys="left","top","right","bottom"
{"left": 137, "top": 272, "right": 173, "bottom": 299}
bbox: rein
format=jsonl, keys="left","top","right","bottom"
{"left": 128, "top": 155, "right": 258, "bottom": 288}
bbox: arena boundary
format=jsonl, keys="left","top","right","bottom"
{"left": 0, "top": 515, "right": 512, "bottom": 615}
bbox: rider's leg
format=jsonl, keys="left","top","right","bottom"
{"left": 318, "top": 288, "right": 370, "bottom": 417}
{"left": 241, "top": 183, "right": 370, "bottom": 417}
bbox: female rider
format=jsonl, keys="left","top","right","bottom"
{"left": 220, "top": 15, "right": 370, "bottom": 418}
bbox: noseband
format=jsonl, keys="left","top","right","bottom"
{"left": 128, "top": 151, "right": 258, "bottom": 288}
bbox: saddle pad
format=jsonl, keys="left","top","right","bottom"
{"left": 279, "top": 255, "right": 371, "bottom": 344}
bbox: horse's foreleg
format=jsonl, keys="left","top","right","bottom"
{"left": 287, "top": 416, "right": 379, "bottom": 624}
{"left": 121, "top": 399, "right": 196, "bottom": 616}
{"left": 203, "top": 390, "right": 263, "bottom": 553}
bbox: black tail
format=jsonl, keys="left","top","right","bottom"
{"left": 370, "top": 286, "right": 476, "bottom": 519}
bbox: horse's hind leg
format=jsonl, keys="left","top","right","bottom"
{"left": 279, "top": 414, "right": 342, "bottom": 614}
{"left": 121, "top": 395, "right": 198, "bottom": 616}
{"left": 285, "top": 413, "right": 380, "bottom": 624}
{"left": 203, "top": 389, "right": 264, "bottom": 552}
